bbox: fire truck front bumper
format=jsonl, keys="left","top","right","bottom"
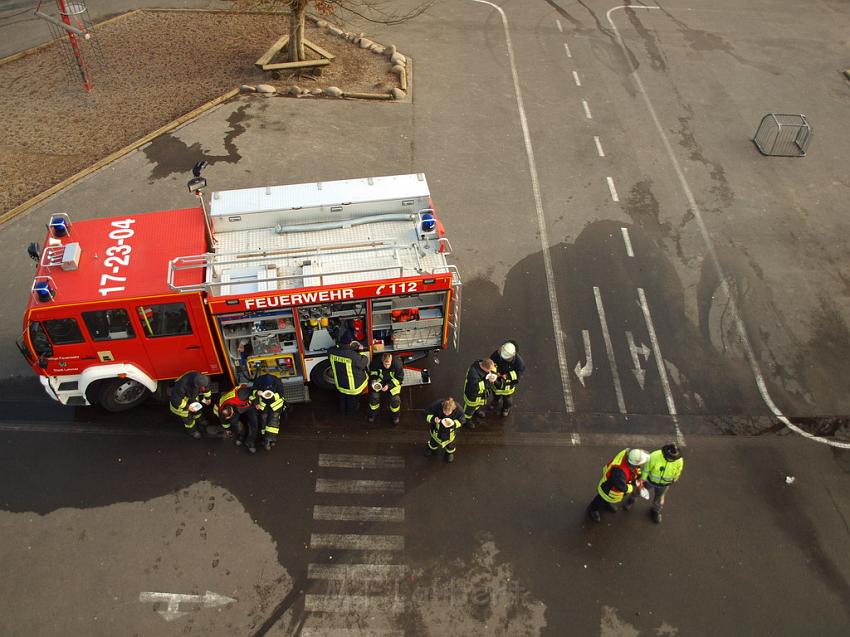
{"left": 40, "top": 375, "right": 90, "bottom": 406}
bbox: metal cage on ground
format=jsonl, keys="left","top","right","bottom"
{"left": 753, "top": 113, "right": 813, "bottom": 157}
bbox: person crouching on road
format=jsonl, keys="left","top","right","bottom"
{"left": 587, "top": 448, "right": 649, "bottom": 523}
{"left": 624, "top": 443, "right": 684, "bottom": 524}
{"left": 368, "top": 352, "right": 404, "bottom": 425}
{"left": 251, "top": 373, "right": 287, "bottom": 451}
{"left": 490, "top": 340, "right": 525, "bottom": 417}
{"left": 425, "top": 397, "right": 464, "bottom": 463}
{"left": 327, "top": 340, "right": 369, "bottom": 416}
{"left": 169, "top": 371, "right": 212, "bottom": 439}
{"left": 214, "top": 384, "right": 259, "bottom": 454}
{"left": 462, "top": 358, "right": 497, "bottom": 428}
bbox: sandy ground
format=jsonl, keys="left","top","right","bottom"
{"left": 0, "top": 9, "right": 398, "bottom": 214}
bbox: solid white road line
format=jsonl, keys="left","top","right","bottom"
{"left": 594, "top": 135, "right": 605, "bottom": 157}
{"left": 637, "top": 287, "right": 684, "bottom": 446}
{"left": 318, "top": 454, "right": 405, "bottom": 470}
{"left": 313, "top": 505, "right": 405, "bottom": 522}
{"left": 620, "top": 227, "right": 634, "bottom": 257}
{"left": 556, "top": 18, "right": 563, "bottom": 32}
{"left": 563, "top": 41, "right": 572, "bottom": 58}
{"left": 308, "top": 563, "right": 409, "bottom": 581}
{"left": 608, "top": 5, "right": 848, "bottom": 448}
{"left": 304, "top": 595, "right": 404, "bottom": 613}
{"left": 470, "top": 0, "right": 575, "bottom": 413}
{"left": 310, "top": 534, "right": 405, "bottom": 551}
{"left": 582, "top": 99, "right": 592, "bottom": 119}
{"left": 606, "top": 176, "right": 619, "bottom": 202}
{"left": 572, "top": 70, "right": 581, "bottom": 86}
{"left": 302, "top": 629, "right": 404, "bottom": 637}
{"left": 315, "top": 479, "right": 404, "bottom": 495}
{"left": 593, "top": 286, "right": 626, "bottom": 414}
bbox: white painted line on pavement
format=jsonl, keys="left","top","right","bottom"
{"left": 620, "top": 227, "right": 634, "bottom": 257}
{"left": 314, "top": 505, "right": 405, "bottom": 522}
{"left": 637, "top": 287, "right": 684, "bottom": 445}
{"left": 572, "top": 70, "right": 581, "bottom": 86}
{"left": 302, "top": 628, "right": 404, "bottom": 637}
{"left": 593, "top": 286, "right": 626, "bottom": 414}
{"left": 315, "top": 479, "right": 404, "bottom": 495}
{"left": 594, "top": 135, "right": 605, "bottom": 157}
{"left": 470, "top": 0, "right": 575, "bottom": 414}
{"left": 556, "top": 18, "right": 563, "bottom": 32}
{"left": 304, "top": 595, "right": 404, "bottom": 613}
{"left": 607, "top": 176, "right": 619, "bottom": 202}
{"left": 582, "top": 99, "right": 592, "bottom": 119}
{"left": 570, "top": 432, "right": 581, "bottom": 445}
{"left": 310, "top": 534, "right": 405, "bottom": 551}
{"left": 318, "top": 454, "right": 405, "bottom": 470}
{"left": 564, "top": 41, "right": 572, "bottom": 58}
{"left": 608, "top": 5, "right": 848, "bottom": 448}
{"left": 308, "top": 563, "right": 409, "bottom": 581}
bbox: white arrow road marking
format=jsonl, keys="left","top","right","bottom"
{"left": 594, "top": 287, "right": 626, "bottom": 414}
{"left": 139, "top": 590, "right": 236, "bottom": 622}
{"left": 573, "top": 330, "right": 594, "bottom": 387}
{"left": 625, "top": 331, "right": 651, "bottom": 390}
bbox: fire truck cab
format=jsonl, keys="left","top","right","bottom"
{"left": 20, "top": 174, "right": 461, "bottom": 411}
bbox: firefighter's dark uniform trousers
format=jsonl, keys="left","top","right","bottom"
{"left": 251, "top": 374, "right": 286, "bottom": 448}
{"left": 425, "top": 400, "right": 464, "bottom": 460}
{"left": 328, "top": 345, "right": 369, "bottom": 415}
{"left": 462, "top": 361, "right": 491, "bottom": 421}
{"left": 368, "top": 357, "right": 404, "bottom": 418}
{"left": 169, "top": 371, "right": 212, "bottom": 435}
{"left": 490, "top": 344, "right": 525, "bottom": 413}
{"left": 214, "top": 385, "right": 258, "bottom": 449}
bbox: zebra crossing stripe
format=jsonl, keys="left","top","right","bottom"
{"left": 304, "top": 594, "right": 405, "bottom": 613}
{"left": 314, "top": 505, "right": 405, "bottom": 522}
{"left": 301, "top": 629, "right": 404, "bottom": 637}
{"left": 315, "top": 479, "right": 404, "bottom": 495}
{"left": 310, "top": 533, "right": 404, "bottom": 551}
{"left": 318, "top": 454, "right": 405, "bottom": 470}
{"left": 308, "top": 563, "right": 408, "bottom": 581}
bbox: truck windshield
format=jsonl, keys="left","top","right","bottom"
{"left": 28, "top": 322, "right": 53, "bottom": 357}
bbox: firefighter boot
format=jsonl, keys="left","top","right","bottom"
{"left": 588, "top": 507, "right": 602, "bottom": 523}
{"left": 445, "top": 451, "right": 455, "bottom": 463}
{"left": 264, "top": 441, "right": 273, "bottom": 451}
{"left": 391, "top": 413, "right": 400, "bottom": 426}
{"left": 190, "top": 430, "right": 202, "bottom": 440}
{"left": 623, "top": 496, "right": 636, "bottom": 511}
{"left": 651, "top": 509, "right": 662, "bottom": 524}
{"left": 424, "top": 445, "right": 434, "bottom": 457}
{"left": 247, "top": 445, "right": 257, "bottom": 455}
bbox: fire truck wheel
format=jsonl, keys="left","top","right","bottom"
{"left": 97, "top": 378, "right": 151, "bottom": 412}
{"left": 309, "top": 360, "right": 336, "bottom": 392}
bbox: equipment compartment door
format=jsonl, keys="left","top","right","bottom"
{"left": 134, "top": 295, "right": 221, "bottom": 379}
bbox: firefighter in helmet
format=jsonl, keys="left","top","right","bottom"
{"left": 489, "top": 340, "right": 525, "bottom": 417}
{"left": 587, "top": 448, "right": 650, "bottom": 523}
{"left": 462, "top": 358, "right": 497, "bottom": 427}
{"left": 251, "top": 373, "right": 286, "bottom": 451}
{"left": 169, "top": 371, "right": 212, "bottom": 439}
{"left": 367, "top": 352, "right": 404, "bottom": 425}
{"left": 214, "top": 383, "right": 259, "bottom": 453}
{"left": 327, "top": 340, "right": 369, "bottom": 416}
{"left": 424, "top": 397, "right": 464, "bottom": 463}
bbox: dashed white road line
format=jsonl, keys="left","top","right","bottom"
{"left": 572, "top": 70, "right": 581, "bottom": 86}
{"left": 593, "top": 286, "right": 626, "bottom": 414}
{"left": 313, "top": 505, "right": 405, "bottom": 522}
{"left": 606, "top": 176, "right": 620, "bottom": 202}
{"left": 620, "top": 227, "right": 634, "bottom": 257}
{"left": 310, "top": 533, "right": 405, "bottom": 551}
{"left": 470, "top": 0, "right": 575, "bottom": 414}
{"left": 556, "top": 18, "right": 563, "bottom": 32}
{"left": 563, "top": 41, "right": 572, "bottom": 58}
{"left": 637, "top": 287, "right": 684, "bottom": 446}
{"left": 315, "top": 479, "right": 405, "bottom": 494}
{"left": 607, "top": 5, "right": 847, "bottom": 448}
{"left": 582, "top": 99, "right": 592, "bottom": 119}
{"left": 594, "top": 135, "right": 605, "bottom": 157}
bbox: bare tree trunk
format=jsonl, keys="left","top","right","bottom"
{"left": 287, "top": 0, "right": 308, "bottom": 62}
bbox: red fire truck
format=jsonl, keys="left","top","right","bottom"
{"left": 18, "top": 173, "right": 461, "bottom": 411}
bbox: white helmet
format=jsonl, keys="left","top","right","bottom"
{"left": 627, "top": 448, "right": 649, "bottom": 466}
{"left": 499, "top": 342, "right": 516, "bottom": 360}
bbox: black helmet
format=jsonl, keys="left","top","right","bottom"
{"left": 662, "top": 443, "right": 681, "bottom": 461}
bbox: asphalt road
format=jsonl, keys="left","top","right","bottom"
{"left": 1, "top": 0, "right": 850, "bottom": 634}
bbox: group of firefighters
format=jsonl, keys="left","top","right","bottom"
{"left": 168, "top": 338, "right": 684, "bottom": 523}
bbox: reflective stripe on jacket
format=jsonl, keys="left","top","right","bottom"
{"left": 643, "top": 450, "right": 684, "bottom": 486}
{"left": 463, "top": 361, "right": 490, "bottom": 403}
{"left": 490, "top": 346, "right": 525, "bottom": 396}
{"left": 597, "top": 448, "right": 639, "bottom": 503}
{"left": 328, "top": 346, "right": 369, "bottom": 395}
{"left": 369, "top": 357, "right": 404, "bottom": 396}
